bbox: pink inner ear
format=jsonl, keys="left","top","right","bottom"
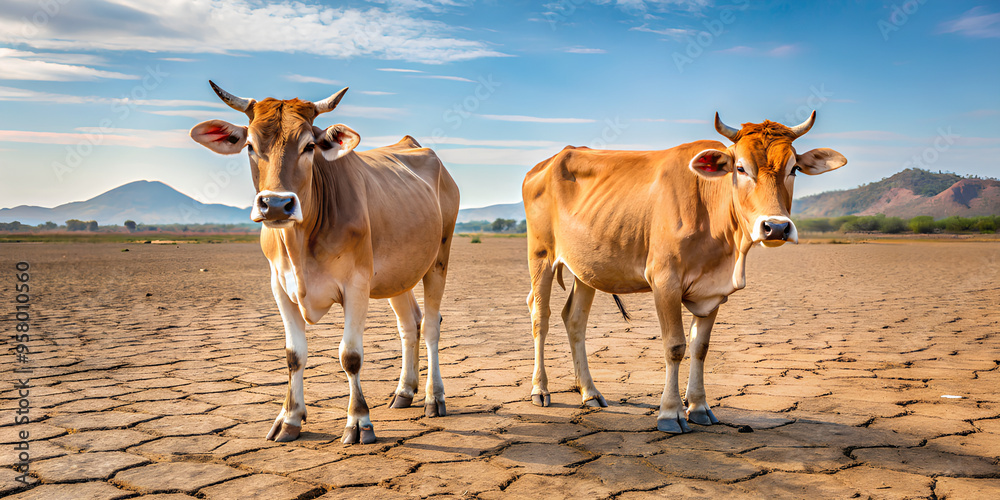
{"left": 695, "top": 153, "right": 719, "bottom": 172}
{"left": 201, "top": 126, "right": 232, "bottom": 143}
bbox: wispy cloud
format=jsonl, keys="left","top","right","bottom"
{"left": 0, "top": 48, "right": 138, "bottom": 81}
{"left": 0, "top": 128, "right": 195, "bottom": 148}
{"left": 564, "top": 47, "right": 608, "bottom": 54}
{"left": 284, "top": 74, "right": 342, "bottom": 85}
{"left": 629, "top": 25, "right": 694, "bottom": 40}
{"left": 377, "top": 67, "right": 475, "bottom": 82}
{"left": 414, "top": 75, "right": 475, "bottom": 82}
{"left": 714, "top": 44, "right": 801, "bottom": 57}
{"left": 478, "top": 114, "right": 596, "bottom": 124}
{"left": 365, "top": 135, "right": 561, "bottom": 148}
{"left": 359, "top": 90, "right": 396, "bottom": 96}
{"left": 937, "top": 7, "right": 1000, "bottom": 38}
{"left": 0, "top": 86, "right": 228, "bottom": 109}
{"left": 0, "top": 0, "right": 509, "bottom": 64}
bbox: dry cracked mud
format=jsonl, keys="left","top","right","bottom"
{"left": 2, "top": 238, "right": 999, "bottom": 498}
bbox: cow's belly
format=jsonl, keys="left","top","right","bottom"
{"left": 556, "top": 251, "right": 650, "bottom": 294}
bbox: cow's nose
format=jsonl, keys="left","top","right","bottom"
{"left": 259, "top": 196, "right": 296, "bottom": 219}
{"left": 761, "top": 221, "right": 791, "bottom": 241}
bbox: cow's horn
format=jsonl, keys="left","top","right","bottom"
{"left": 789, "top": 110, "right": 816, "bottom": 138}
{"left": 209, "top": 80, "right": 254, "bottom": 115}
{"left": 715, "top": 112, "right": 740, "bottom": 142}
{"left": 315, "top": 87, "right": 349, "bottom": 115}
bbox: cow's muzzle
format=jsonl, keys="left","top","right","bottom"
{"left": 251, "top": 191, "right": 303, "bottom": 227}
{"left": 751, "top": 215, "right": 798, "bottom": 246}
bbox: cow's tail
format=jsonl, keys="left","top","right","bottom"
{"left": 612, "top": 294, "right": 632, "bottom": 322}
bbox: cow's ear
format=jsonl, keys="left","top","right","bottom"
{"left": 318, "top": 124, "right": 361, "bottom": 161}
{"left": 190, "top": 120, "right": 247, "bottom": 155}
{"left": 689, "top": 149, "right": 732, "bottom": 178}
{"left": 796, "top": 148, "right": 847, "bottom": 175}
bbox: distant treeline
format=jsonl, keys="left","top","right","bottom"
{"left": 456, "top": 218, "right": 527, "bottom": 233}
{"left": 0, "top": 220, "right": 260, "bottom": 233}
{"left": 796, "top": 214, "right": 1000, "bottom": 234}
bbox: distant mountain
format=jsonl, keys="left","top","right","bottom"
{"left": 793, "top": 169, "right": 1000, "bottom": 218}
{"left": 457, "top": 202, "right": 525, "bottom": 223}
{"left": 0, "top": 180, "right": 251, "bottom": 225}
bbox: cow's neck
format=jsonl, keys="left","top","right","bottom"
{"left": 698, "top": 175, "right": 752, "bottom": 291}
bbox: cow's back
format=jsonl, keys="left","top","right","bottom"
{"left": 356, "top": 137, "right": 459, "bottom": 297}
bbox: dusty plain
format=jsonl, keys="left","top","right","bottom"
{"left": 2, "top": 237, "right": 999, "bottom": 499}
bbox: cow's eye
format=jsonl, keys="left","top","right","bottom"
{"left": 247, "top": 143, "right": 255, "bottom": 155}
{"left": 303, "top": 143, "right": 314, "bottom": 154}
{"left": 736, "top": 166, "right": 746, "bottom": 174}
{"left": 791, "top": 166, "right": 800, "bottom": 176}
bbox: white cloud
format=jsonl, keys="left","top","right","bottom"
{"left": 564, "top": 47, "right": 608, "bottom": 54}
{"left": 714, "top": 44, "right": 801, "bottom": 57}
{"left": 938, "top": 7, "right": 1000, "bottom": 38}
{"left": 414, "top": 75, "right": 475, "bottom": 82}
{"left": 479, "top": 114, "right": 596, "bottom": 124}
{"left": 0, "top": 0, "right": 509, "bottom": 64}
{"left": 359, "top": 90, "right": 396, "bottom": 96}
{"left": 0, "top": 128, "right": 195, "bottom": 149}
{"left": 284, "top": 74, "right": 342, "bottom": 85}
{"left": 0, "top": 48, "right": 138, "bottom": 81}
{"left": 377, "top": 67, "right": 474, "bottom": 82}
{"left": 0, "top": 86, "right": 227, "bottom": 109}
{"left": 629, "top": 25, "right": 694, "bottom": 40}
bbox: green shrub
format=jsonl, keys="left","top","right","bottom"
{"left": 909, "top": 216, "right": 936, "bottom": 234}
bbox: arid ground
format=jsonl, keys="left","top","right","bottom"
{"left": 2, "top": 238, "right": 1000, "bottom": 499}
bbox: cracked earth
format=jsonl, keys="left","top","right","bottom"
{"left": 2, "top": 238, "right": 999, "bottom": 499}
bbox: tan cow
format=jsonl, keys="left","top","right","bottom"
{"left": 523, "top": 112, "right": 846, "bottom": 433}
{"left": 190, "top": 82, "right": 459, "bottom": 444}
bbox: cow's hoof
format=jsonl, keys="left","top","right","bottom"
{"left": 265, "top": 417, "right": 301, "bottom": 442}
{"left": 342, "top": 423, "right": 376, "bottom": 445}
{"left": 531, "top": 394, "right": 551, "bottom": 407}
{"left": 687, "top": 407, "right": 719, "bottom": 426}
{"left": 657, "top": 416, "right": 692, "bottom": 434}
{"left": 389, "top": 393, "right": 413, "bottom": 409}
{"left": 583, "top": 394, "right": 608, "bottom": 408}
{"left": 425, "top": 399, "right": 446, "bottom": 417}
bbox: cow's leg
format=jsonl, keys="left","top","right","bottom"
{"left": 420, "top": 250, "right": 450, "bottom": 417}
{"left": 652, "top": 283, "right": 691, "bottom": 434}
{"left": 528, "top": 257, "right": 554, "bottom": 407}
{"left": 388, "top": 292, "right": 421, "bottom": 409}
{"left": 685, "top": 308, "right": 720, "bottom": 425}
{"left": 562, "top": 278, "right": 604, "bottom": 407}
{"left": 266, "top": 273, "right": 308, "bottom": 442}
{"left": 341, "top": 287, "right": 375, "bottom": 444}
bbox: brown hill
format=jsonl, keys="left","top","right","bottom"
{"left": 793, "top": 169, "right": 1000, "bottom": 218}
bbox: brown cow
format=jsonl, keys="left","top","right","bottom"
{"left": 522, "top": 112, "right": 846, "bottom": 433}
{"left": 190, "top": 82, "right": 459, "bottom": 444}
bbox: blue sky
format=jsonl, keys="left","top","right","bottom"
{"left": 0, "top": 0, "right": 998, "bottom": 212}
